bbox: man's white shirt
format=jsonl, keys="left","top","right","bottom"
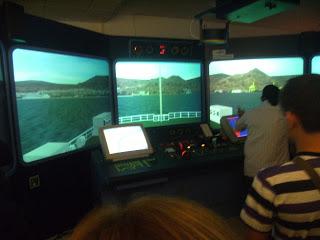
{"left": 236, "top": 101, "right": 289, "bottom": 177}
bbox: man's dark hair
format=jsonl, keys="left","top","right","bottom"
{"left": 261, "top": 85, "right": 279, "bottom": 106}
{"left": 280, "top": 74, "right": 320, "bottom": 133}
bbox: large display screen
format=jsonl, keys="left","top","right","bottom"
{"left": 311, "top": 56, "right": 320, "bottom": 74}
{"left": 12, "top": 48, "right": 111, "bottom": 163}
{"left": 209, "top": 57, "right": 304, "bottom": 128}
{"left": 115, "top": 61, "right": 202, "bottom": 127}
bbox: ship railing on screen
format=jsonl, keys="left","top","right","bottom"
{"left": 67, "top": 113, "right": 111, "bottom": 150}
{"left": 119, "top": 111, "right": 201, "bottom": 124}
{"left": 67, "top": 127, "right": 94, "bottom": 149}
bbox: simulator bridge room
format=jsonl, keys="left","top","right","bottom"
{"left": 1, "top": 1, "right": 320, "bottom": 240}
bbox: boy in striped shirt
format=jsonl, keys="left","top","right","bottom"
{"left": 240, "top": 75, "right": 320, "bottom": 240}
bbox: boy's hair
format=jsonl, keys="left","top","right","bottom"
{"left": 280, "top": 74, "right": 320, "bottom": 132}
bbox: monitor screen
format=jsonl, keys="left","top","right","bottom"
{"left": 12, "top": 48, "right": 112, "bottom": 163}
{"left": 220, "top": 115, "right": 248, "bottom": 143}
{"left": 99, "top": 124, "right": 153, "bottom": 161}
{"left": 209, "top": 57, "right": 304, "bottom": 129}
{"left": 115, "top": 61, "right": 202, "bottom": 127}
{"left": 226, "top": 115, "right": 248, "bottom": 138}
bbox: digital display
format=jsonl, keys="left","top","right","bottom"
{"left": 160, "top": 44, "right": 166, "bottom": 55}
{"left": 12, "top": 48, "right": 111, "bottom": 163}
{"left": 130, "top": 40, "right": 193, "bottom": 58}
{"left": 115, "top": 61, "right": 202, "bottom": 127}
{"left": 209, "top": 57, "right": 304, "bottom": 129}
{"left": 226, "top": 116, "right": 248, "bottom": 138}
{"left": 103, "top": 125, "right": 149, "bottom": 154}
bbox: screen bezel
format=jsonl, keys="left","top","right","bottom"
{"left": 99, "top": 123, "right": 153, "bottom": 161}
{"left": 0, "top": 41, "right": 18, "bottom": 175}
{"left": 113, "top": 58, "right": 205, "bottom": 128}
{"left": 208, "top": 56, "right": 305, "bottom": 130}
{"left": 8, "top": 45, "right": 113, "bottom": 165}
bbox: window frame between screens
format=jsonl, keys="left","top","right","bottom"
{"left": 112, "top": 58, "right": 206, "bottom": 129}
{"left": 207, "top": 55, "right": 305, "bottom": 130}
{"left": 8, "top": 45, "right": 113, "bottom": 166}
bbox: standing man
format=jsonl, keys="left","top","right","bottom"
{"left": 236, "top": 85, "right": 289, "bottom": 189}
{"left": 241, "top": 75, "right": 320, "bottom": 240}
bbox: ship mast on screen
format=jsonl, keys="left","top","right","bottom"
{"left": 116, "top": 61, "right": 202, "bottom": 127}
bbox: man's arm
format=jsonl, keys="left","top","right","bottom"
{"left": 235, "top": 113, "right": 247, "bottom": 131}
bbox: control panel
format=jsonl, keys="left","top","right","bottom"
{"left": 147, "top": 124, "right": 239, "bottom": 161}
{"left": 98, "top": 123, "right": 243, "bottom": 183}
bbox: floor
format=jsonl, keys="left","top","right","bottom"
{"left": 226, "top": 217, "right": 246, "bottom": 240}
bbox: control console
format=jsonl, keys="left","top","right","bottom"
{"left": 147, "top": 123, "right": 240, "bottom": 161}
{"left": 97, "top": 123, "right": 244, "bottom": 184}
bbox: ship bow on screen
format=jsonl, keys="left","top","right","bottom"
{"left": 12, "top": 48, "right": 112, "bottom": 163}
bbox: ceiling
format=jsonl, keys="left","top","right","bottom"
{"left": 0, "top": 0, "right": 214, "bottom": 22}
{"left": 1, "top": 0, "right": 320, "bottom": 33}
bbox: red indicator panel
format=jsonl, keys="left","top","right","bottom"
{"left": 130, "top": 40, "right": 194, "bottom": 58}
{"left": 159, "top": 44, "right": 166, "bottom": 55}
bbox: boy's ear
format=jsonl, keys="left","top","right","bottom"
{"left": 285, "top": 111, "right": 300, "bottom": 130}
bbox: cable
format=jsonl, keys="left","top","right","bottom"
{"left": 189, "top": 18, "right": 200, "bottom": 40}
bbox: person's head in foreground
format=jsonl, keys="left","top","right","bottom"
{"left": 261, "top": 84, "right": 280, "bottom": 106}
{"left": 280, "top": 74, "right": 320, "bottom": 146}
{"left": 71, "top": 195, "right": 235, "bottom": 240}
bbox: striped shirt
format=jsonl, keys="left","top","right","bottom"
{"left": 236, "top": 101, "right": 289, "bottom": 177}
{"left": 240, "top": 156, "right": 320, "bottom": 240}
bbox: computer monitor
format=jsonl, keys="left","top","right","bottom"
{"left": 220, "top": 115, "right": 248, "bottom": 143}
{"left": 99, "top": 124, "right": 153, "bottom": 161}
{"left": 115, "top": 61, "right": 202, "bottom": 127}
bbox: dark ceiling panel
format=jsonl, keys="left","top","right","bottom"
{"left": 1, "top": 0, "right": 320, "bottom": 34}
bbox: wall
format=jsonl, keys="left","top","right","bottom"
{"left": 0, "top": 64, "right": 6, "bottom": 143}
{"left": 62, "top": 14, "right": 294, "bottom": 40}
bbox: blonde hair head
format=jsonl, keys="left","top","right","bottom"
{"left": 71, "top": 195, "right": 235, "bottom": 240}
